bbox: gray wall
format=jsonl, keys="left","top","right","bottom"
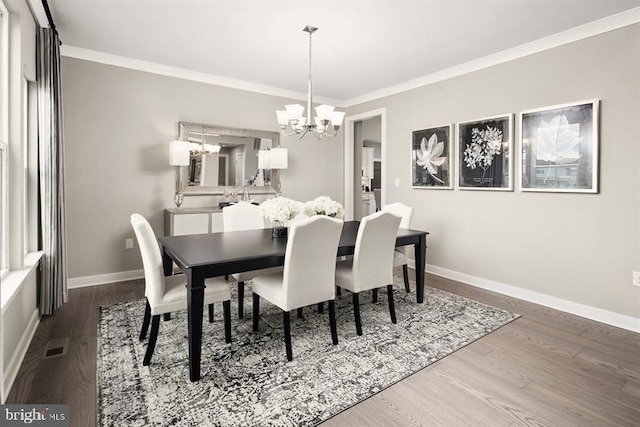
{"left": 61, "top": 58, "right": 343, "bottom": 279}
{"left": 347, "top": 24, "right": 640, "bottom": 319}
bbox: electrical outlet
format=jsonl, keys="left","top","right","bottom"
{"left": 633, "top": 271, "right": 640, "bottom": 287}
{"left": 125, "top": 238, "right": 134, "bottom": 250}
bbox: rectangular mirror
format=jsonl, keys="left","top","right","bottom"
{"left": 178, "top": 121, "right": 281, "bottom": 196}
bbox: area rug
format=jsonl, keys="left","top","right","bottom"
{"left": 97, "top": 277, "right": 519, "bottom": 426}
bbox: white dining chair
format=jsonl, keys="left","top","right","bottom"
{"left": 251, "top": 216, "right": 344, "bottom": 361}
{"left": 335, "top": 211, "right": 401, "bottom": 335}
{"left": 131, "top": 213, "right": 232, "bottom": 366}
{"left": 222, "top": 201, "right": 278, "bottom": 318}
{"left": 382, "top": 202, "right": 414, "bottom": 293}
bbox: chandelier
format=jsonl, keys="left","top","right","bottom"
{"left": 275, "top": 26, "right": 344, "bottom": 140}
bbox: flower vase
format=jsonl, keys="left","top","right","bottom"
{"left": 271, "top": 221, "right": 288, "bottom": 239}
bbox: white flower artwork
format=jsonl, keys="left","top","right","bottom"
{"left": 416, "top": 134, "right": 447, "bottom": 184}
{"left": 520, "top": 100, "right": 598, "bottom": 193}
{"left": 412, "top": 125, "right": 453, "bottom": 189}
{"left": 457, "top": 114, "right": 512, "bottom": 191}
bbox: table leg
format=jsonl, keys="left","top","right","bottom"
{"left": 186, "top": 269, "right": 205, "bottom": 382}
{"left": 414, "top": 234, "right": 427, "bottom": 303}
{"left": 162, "top": 248, "right": 173, "bottom": 277}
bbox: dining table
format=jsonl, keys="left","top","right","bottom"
{"left": 160, "top": 220, "right": 428, "bottom": 381}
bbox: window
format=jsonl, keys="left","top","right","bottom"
{"left": 0, "top": 2, "right": 8, "bottom": 276}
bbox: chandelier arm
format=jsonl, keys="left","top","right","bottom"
{"left": 320, "top": 128, "right": 338, "bottom": 138}
{"left": 280, "top": 129, "right": 301, "bottom": 137}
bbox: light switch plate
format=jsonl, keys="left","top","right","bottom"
{"left": 394, "top": 178, "right": 400, "bottom": 187}
{"left": 633, "top": 271, "right": 640, "bottom": 287}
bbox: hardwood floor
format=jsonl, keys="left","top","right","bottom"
{"left": 6, "top": 273, "right": 640, "bottom": 426}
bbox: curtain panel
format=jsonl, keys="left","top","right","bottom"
{"left": 36, "top": 27, "right": 68, "bottom": 315}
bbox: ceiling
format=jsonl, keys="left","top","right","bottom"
{"left": 47, "top": 1, "right": 640, "bottom": 105}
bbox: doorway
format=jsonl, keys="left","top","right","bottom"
{"left": 343, "top": 108, "right": 386, "bottom": 221}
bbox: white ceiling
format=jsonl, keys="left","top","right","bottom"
{"left": 47, "top": 0, "right": 640, "bottom": 104}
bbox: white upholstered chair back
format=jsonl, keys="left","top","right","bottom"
{"left": 352, "top": 211, "right": 401, "bottom": 291}
{"left": 382, "top": 202, "right": 413, "bottom": 229}
{"left": 282, "top": 216, "right": 343, "bottom": 311}
{"left": 130, "top": 214, "right": 165, "bottom": 306}
{"left": 223, "top": 201, "right": 264, "bottom": 231}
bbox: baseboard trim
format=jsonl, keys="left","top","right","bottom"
{"left": 3, "top": 308, "right": 40, "bottom": 404}
{"left": 67, "top": 270, "right": 144, "bottom": 289}
{"left": 407, "top": 261, "right": 639, "bottom": 333}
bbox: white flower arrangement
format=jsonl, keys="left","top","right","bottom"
{"left": 259, "top": 197, "right": 299, "bottom": 224}
{"left": 304, "top": 196, "right": 345, "bottom": 219}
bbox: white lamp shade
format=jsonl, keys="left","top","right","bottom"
{"left": 258, "top": 150, "right": 271, "bottom": 169}
{"left": 275, "top": 110, "right": 289, "bottom": 126}
{"left": 331, "top": 111, "right": 345, "bottom": 127}
{"left": 285, "top": 104, "right": 305, "bottom": 120}
{"left": 315, "top": 104, "right": 335, "bottom": 121}
{"left": 169, "top": 140, "right": 190, "bottom": 166}
{"left": 270, "top": 147, "right": 288, "bottom": 169}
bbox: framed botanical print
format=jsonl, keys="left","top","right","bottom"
{"left": 411, "top": 124, "right": 454, "bottom": 189}
{"left": 520, "top": 100, "right": 599, "bottom": 193}
{"left": 457, "top": 114, "right": 513, "bottom": 190}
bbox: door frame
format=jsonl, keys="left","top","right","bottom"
{"left": 343, "top": 108, "right": 386, "bottom": 220}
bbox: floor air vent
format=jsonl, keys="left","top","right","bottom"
{"left": 42, "top": 338, "right": 69, "bottom": 359}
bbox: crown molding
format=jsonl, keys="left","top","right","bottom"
{"left": 343, "top": 7, "right": 640, "bottom": 107}
{"left": 60, "top": 7, "right": 639, "bottom": 108}
{"left": 60, "top": 45, "right": 345, "bottom": 107}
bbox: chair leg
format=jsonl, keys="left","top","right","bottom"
{"left": 387, "top": 284, "right": 397, "bottom": 324}
{"left": 223, "top": 300, "right": 232, "bottom": 343}
{"left": 238, "top": 282, "right": 245, "bottom": 319}
{"left": 284, "top": 311, "right": 293, "bottom": 361}
{"left": 208, "top": 303, "right": 214, "bottom": 323}
{"left": 403, "top": 264, "right": 410, "bottom": 293}
{"left": 336, "top": 286, "right": 342, "bottom": 296}
{"left": 317, "top": 302, "right": 324, "bottom": 313}
{"left": 353, "top": 293, "right": 363, "bottom": 336}
{"left": 252, "top": 293, "right": 260, "bottom": 332}
{"left": 372, "top": 288, "right": 378, "bottom": 303}
{"left": 328, "top": 300, "right": 338, "bottom": 345}
{"left": 139, "top": 299, "right": 151, "bottom": 341}
{"left": 163, "top": 313, "right": 171, "bottom": 321}
{"left": 143, "top": 315, "right": 161, "bottom": 366}
{"left": 297, "top": 307, "right": 303, "bottom": 319}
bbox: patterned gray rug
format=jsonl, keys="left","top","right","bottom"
{"left": 97, "top": 277, "right": 519, "bottom": 426}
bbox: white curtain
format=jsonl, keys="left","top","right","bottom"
{"left": 37, "top": 27, "right": 68, "bottom": 315}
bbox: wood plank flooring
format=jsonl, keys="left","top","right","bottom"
{"left": 6, "top": 273, "right": 640, "bottom": 426}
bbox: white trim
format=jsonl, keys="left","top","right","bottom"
{"left": 59, "top": 45, "right": 344, "bottom": 108}
{"left": 0, "top": 251, "right": 42, "bottom": 309}
{"left": 343, "top": 7, "right": 640, "bottom": 107}
{"left": 344, "top": 108, "right": 386, "bottom": 221}
{"left": 2, "top": 307, "right": 38, "bottom": 404}
{"left": 413, "top": 262, "right": 640, "bottom": 333}
{"left": 67, "top": 269, "right": 144, "bottom": 289}
{"left": 26, "top": 0, "right": 49, "bottom": 28}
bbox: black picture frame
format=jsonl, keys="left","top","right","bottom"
{"left": 457, "top": 114, "right": 513, "bottom": 191}
{"left": 411, "top": 124, "right": 454, "bottom": 189}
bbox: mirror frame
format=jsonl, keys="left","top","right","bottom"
{"left": 178, "top": 121, "right": 280, "bottom": 196}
